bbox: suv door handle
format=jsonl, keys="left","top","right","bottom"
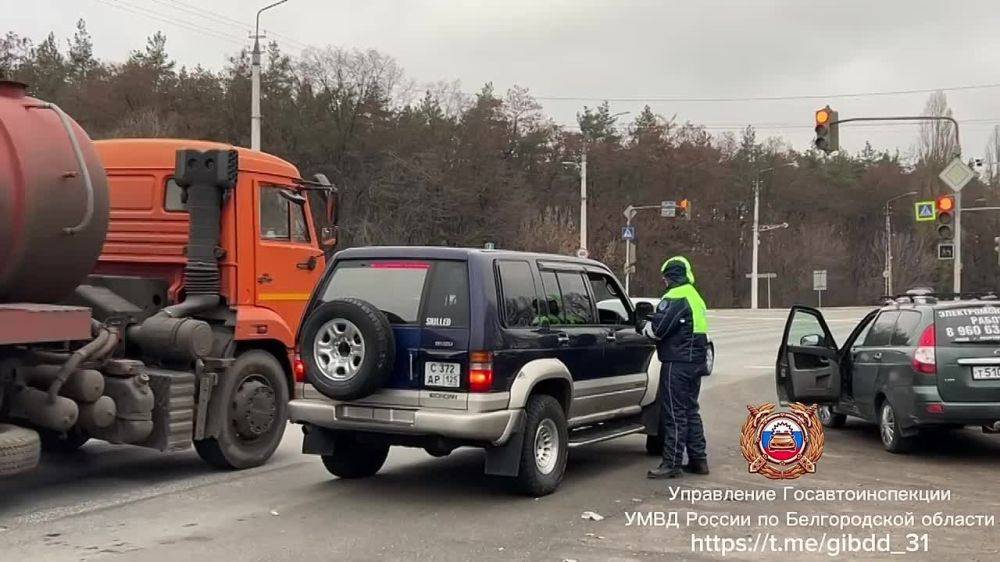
{"left": 606, "top": 333, "right": 617, "bottom": 343}
{"left": 556, "top": 333, "right": 570, "bottom": 345}
{"left": 873, "top": 352, "right": 882, "bottom": 360}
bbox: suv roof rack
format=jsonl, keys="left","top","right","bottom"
{"left": 880, "top": 291, "right": 999, "bottom": 306}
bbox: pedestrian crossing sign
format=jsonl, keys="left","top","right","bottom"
{"left": 915, "top": 200, "right": 936, "bottom": 222}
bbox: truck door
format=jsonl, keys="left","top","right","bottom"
{"left": 775, "top": 306, "right": 841, "bottom": 404}
{"left": 254, "top": 183, "right": 325, "bottom": 335}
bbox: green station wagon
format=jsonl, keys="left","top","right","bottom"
{"left": 776, "top": 294, "right": 1000, "bottom": 453}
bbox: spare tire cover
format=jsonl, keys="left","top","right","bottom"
{"left": 300, "top": 298, "right": 396, "bottom": 401}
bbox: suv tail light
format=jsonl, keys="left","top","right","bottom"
{"left": 912, "top": 324, "right": 936, "bottom": 374}
{"left": 469, "top": 351, "right": 494, "bottom": 392}
{"left": 293, "top": 354, "right": 306, "bottom": 383}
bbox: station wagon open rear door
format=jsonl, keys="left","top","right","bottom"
{"left": 775, "top": 306, "right": 841, "bottom": 404}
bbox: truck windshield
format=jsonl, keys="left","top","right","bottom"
{"left": 935, "top": 305, "right": 1000, "bottom": 344}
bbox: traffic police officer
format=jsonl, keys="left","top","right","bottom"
{"left": 642, "top": 256, "right": 710, "bottom": 479}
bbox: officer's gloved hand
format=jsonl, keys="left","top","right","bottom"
{"left": 641, "top": 320, "right": 659, "bottom": 340}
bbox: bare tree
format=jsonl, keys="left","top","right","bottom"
{"left": 984, "top": 125, "right": 1000, "bottom": 188}
{"left": 919, "top": 91, "right": 957, "bottom": 165}
{"left": 515, "top": 207, "right": 577, "bottom": 255}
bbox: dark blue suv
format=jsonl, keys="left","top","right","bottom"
{"left": 289, "top": 246, "right": 663, "bottom": 495}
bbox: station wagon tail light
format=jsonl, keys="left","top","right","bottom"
{"left": 912, "top": 325, "right": 937, "bottom": 375}
{"left": 293, "top": 355, "right": 306, "bottom": 382}
{"left": 468, "top": 351, "right": 494, "bottom": 392}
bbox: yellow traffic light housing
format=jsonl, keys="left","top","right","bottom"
{"left": 936, "top": 195, "right": 955, "bottom": 240}
{"left": 677, "top": 198, "right": 691, "bottom": 221}
{"left": 814, "top": 106, "right": 839, "bottom": 153}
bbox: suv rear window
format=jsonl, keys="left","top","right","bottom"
{"left": 936, "top": 305, "right": 1000, "bottom": 343}
{"left": 321, "top": 260, "right": 468, "bottom": 327}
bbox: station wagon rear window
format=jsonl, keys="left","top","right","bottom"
{"left": 321, "top": 260, "right": 468, "bottom": 327}
{"left": 936, "top": 306, "right": 1000, "bottom": 343}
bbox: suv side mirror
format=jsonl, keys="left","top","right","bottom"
{"left": 634, "top": 301, "right": 654, "bottom": 331}
{"left": 800, "top": 334, "right": 823, "bottom": 347}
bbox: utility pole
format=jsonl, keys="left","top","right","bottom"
{"left": 579, "top": 149, "right": 588, "bottom": 255}
{"left": 750, "top": 162, "right": 796, "bottom": 309}
{"left": 751, "top": 177, "right": 761, "bottom": 310}
{"left": 251, "top": 0, "right": 289, "bottom": 151}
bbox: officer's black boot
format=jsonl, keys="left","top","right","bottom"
{"left": 683, "top": 458, "right": 710, "bottom": 475}
{"left": 647, "top": 461, "right": 683, "bottom": 479}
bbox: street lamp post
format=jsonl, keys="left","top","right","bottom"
{"left": 566, "top": 111, "right": 628, "bottom": 257}
{"left": 251, "top": 0, "right": 289, "bottom": 151}
{"left": 751, "top": 162, "right": 797, "bottom": 309}
{"left": 884, "top": 191, "right": 918, "bottom": 296}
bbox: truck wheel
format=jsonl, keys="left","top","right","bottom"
{"left": 320, "top": 434, "right": 390, "bottom": 479}
{"left": 300, "top": 299, "right": 395, "bottom": 401}
{"left": 195, "top": 350, "right": 289, "bottom": 469}
{"left": 513, "top": 395, "right": 568, "bottom": 497}
{"left": 39, "top": 427, "right": 89, "bottom": 453}
{"left": 0, "top": 423, "right": 41, "bottom": 477}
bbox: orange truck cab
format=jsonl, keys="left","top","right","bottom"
{"left": 94, "top": 139, "right": 334, "bottom": 367}
{"left": 70, "top": 138, "right": 338, "bottom": 468}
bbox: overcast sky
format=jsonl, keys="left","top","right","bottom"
{"left": 6, "top": 0, "right": 1000, "bottom": 160}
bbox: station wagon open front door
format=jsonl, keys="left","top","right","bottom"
{"left": 776, "top": 306, "right": 841, "bottom": 404}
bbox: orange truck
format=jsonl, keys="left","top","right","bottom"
{"left": 0, "top": 81, "right": 336, "bottom": 476}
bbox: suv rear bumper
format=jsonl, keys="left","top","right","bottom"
{"left": 288, "top": 386, "right": 522, "bottom": 446}
{"left": 905, "top": 385, "right": 1000, "bottom": 426}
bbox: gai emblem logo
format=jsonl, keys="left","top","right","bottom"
{"left": 740, "top": 402, "right": 824, "bottom": 480}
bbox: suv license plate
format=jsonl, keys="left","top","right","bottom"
{"left": 425, "top": 362, "right": 461, "bottom": 388}
{"left": 972, "top": 366, "right": 1000, "bottom": 380}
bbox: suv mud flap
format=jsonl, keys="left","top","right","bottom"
{"left": 484, "top": 415, "right": 526, "bottom": 477}
{"left": 302, "top": 424, "right": 337, "bottom": 455}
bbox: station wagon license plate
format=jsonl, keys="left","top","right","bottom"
{"left": 424, "top": 362, "right": 461, "bottom": 387}
{"left": 972, "top": 366, "right": 1000, "bottom": 380}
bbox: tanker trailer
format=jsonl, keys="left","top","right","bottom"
{"left": 0, "top": 80, "right": 111, "bottom": 475}
{"left": 0, "top": 81, "right": 292, "bottom": 476}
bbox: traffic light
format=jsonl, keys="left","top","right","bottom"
{"left": 994, "top": 236, "right": 1000, "bottom": 265}
{"left": 677, "top": 198, "right": 691, "bottom": 221}
{"left": 936, "top": 195, "right": 955, "bottom": 240}
{"left": 814, "top": 106, "right": 839, "bottom": 153}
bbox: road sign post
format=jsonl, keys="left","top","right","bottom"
{"left": 621, "top": 200, "right": 692, "bottom": 296}
{"left": 813, "top": 270, "right": 827, "bottom": 308}
{"left": 745, "top": 273, "right": 777, "bottom": 309}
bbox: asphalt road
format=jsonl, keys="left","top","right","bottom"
{"left": 2, "top": 307, "right": 999, "bottom": 561}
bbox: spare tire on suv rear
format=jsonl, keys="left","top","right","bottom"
{"left": 300, "top": 298, "right": 396, "bottom": 401}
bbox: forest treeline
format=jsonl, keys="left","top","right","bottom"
{"left": 4, "top": 21, "right": 1000, "bottom": 307}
